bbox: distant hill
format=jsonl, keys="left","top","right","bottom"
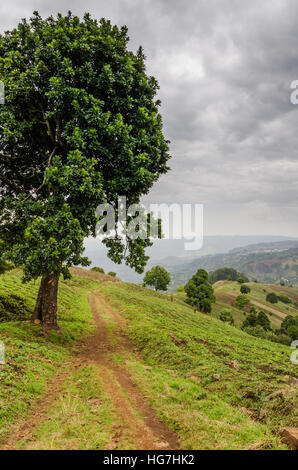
{"left": 166, "top": 240, "right": 298, "bottom": 290}
{"left": 212, "top": 280, "right": 298, "bottom": 329}
{"left": 83, "top": 235, "right": 297, "bottom": 285}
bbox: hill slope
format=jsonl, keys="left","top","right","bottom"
{"left": 210, "top": 281, "right": 298, "bottom": 328}
{"left": 168, "top": 241, "right": 298, "bottom": 290}
{"left": 0, "top": 269, "right": 297, "bottom": 450}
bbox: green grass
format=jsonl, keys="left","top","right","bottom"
{"left": 0, "top": 269, "right": 98, "bottom": 443}
{"left": 212, "top": 280, "right": 298, "bottom": 328}
{"left": 100, "top": 282, "right": 297, "bottom": 450}
{"left": 1, "top": 269, "right": 297, "bottom": 450}
{"left": 15, "top": 365, "right": 116, "bottom": 450}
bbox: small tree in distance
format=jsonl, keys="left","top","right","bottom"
{"left": 257, "top": 311, "right": 271, "bottom": 331}
{"left": 235, "top": 294, "right": 250, "bottom": 310}
{"left": 185, "top": 269, "right": 216, "bottom": 313}
{"left": 143, "top": 266, "right": 171, "bottom": 291}
{"left": 240, "top": 284, "right": 251, "bottom": 294}
{"left": 266, "top": 292, "right": 279, "bottom": 304}
{"left": 91, "top": 267, "right": 105, "bottom": 274}
{"left": 219, "top": 309, "right": 234, "bottom": 325}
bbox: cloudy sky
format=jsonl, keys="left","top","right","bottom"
{"left": 1, "top": 0, "right": 298, "bottom": 236}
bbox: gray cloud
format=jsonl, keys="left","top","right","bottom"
{"left": 1, "top": 0, "right": 298, "bottom": 235}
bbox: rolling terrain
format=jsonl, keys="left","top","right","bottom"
{"left": 168, "top": 241, "right": 298, "bottom": 290}
{"left": 212, "top": 281, "right": 298, "bottom": 328}
{"left": 0, "top": 268, "right": 297, "bottom": 450}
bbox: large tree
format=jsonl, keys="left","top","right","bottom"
{"left": 0, "top": 12, "right": 170, "bottom": 329}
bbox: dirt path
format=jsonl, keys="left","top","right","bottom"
{"left": 82, "top": 290, "right": 180, "bottom": 450}
{"left": 2, "top": 288, "right": 180, "bottom": 450}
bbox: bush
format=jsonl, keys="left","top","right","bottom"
{"left": 281, "top": 315, "right": 298, "bottom": 341}
{"left": 266, "top": 292, "right": 279, "bottom": 304}
{"left": 91, "top": 267, "right": 105, "bottom": 273}
{"left": 267, "top": 333, "right": 292, "bottom": 346}
{"left": 243, "top": 325, "right": 267, "bottom": 339}
{"left": 240, "top": 284, "right": 251, "bottom": 294}
{"left": 235, "top": 294, "right": 250, "bottom": 310}
{"left": 219, "top": 309, "right": 234, "bottom": 325}
{"left": 108, "top": 271, "right": 117, "bottom": 277}
{"left": 277, "top": 294, "right": 292, "bottom": 304}
{"left": 209, "top": 268, "right": 249, "bottom": 284}
{"left": 176, "top": 286, "right": 185, "bottom": 292}
{"left": 0, "top": 294, "right": 32, "bottom": 322}
{"left": 242, "top": 310, "right": 271, "bottom": 331}
{"left": 242, "top": 313, "right": 258, "bottom": 328}
{"left": 209, "top": 267, "right": 239, "bottom": 283}
{"left": 237, "top": 276, "right": 248, "bottom": 284}
{"left": 257, "top": 311, "right": 271, "bottom": 331}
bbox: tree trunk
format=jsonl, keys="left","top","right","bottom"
{"left": 31, "top": 275, "right": 59, "bottom": 330}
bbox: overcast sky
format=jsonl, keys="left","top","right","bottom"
{"left": 1, "top": 0, "right": 298, "bottom": 236}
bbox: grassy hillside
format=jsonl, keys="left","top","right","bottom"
{"left": 0, "top": 269, "right": 297, "bottom": 450}
{"left": 0, "top": 268, "right": 99, "bottom": 444}
{"left": 175, "top": 280, "right": 298, "bottom": 329}
{"left": 100, "top": 282, "right": 297, "bottom": 449}
{"left": 213, "top": 281, "right": 298, "bottom": 328}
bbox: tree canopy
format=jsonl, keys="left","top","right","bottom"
{"left": 209, "top": 267, "right": 249, "bottom": 284}
{"left": 240, "top": 284, "right": 251, "bottom": 294}
{"left": 0, "top": 12, "right": 170, "bottom": 327}
{"left": 242, "top": 310, "right": 271, "bottom": 331}
{"left": 185, "top": 269, "right": 216, "bottom": 313}
{"left": 235, "top": 294, "right": 250, "bottom": 310}
{"left": 266, "top": 292, "right": 279, "bottom": 304}
{"left": 143, "top": 265, "right": 171, "bottom": 291}
{"left": 281, "top": 315, "right": 298, "bottom": 341}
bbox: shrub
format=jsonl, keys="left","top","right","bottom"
{"left": 237, "top": 276, "right": 248, "bottom": 284}
{"left": 235, "top": 294, "right": 250, "bottom": 310}
{"left": 0, "top": 294, "right": 32, "bottom": 322}
{"left": 240, "top": 284, "right": 251, "bottom": 294}
{"left": 176, "top": 286, "right": 185, "bottom": 292}
{"left": 108, "top": 272, "right": 117, "bottom": 277}
{"left": 257, "top": 311, "right": 271, "bottom": 331}
{"left": 243, "top": 325, "right": 267, "bottom": 339}
{"left": 267, "top": 333, "right": 292, "bottom": 346}
{"left": 277, "top": 294, "right": 292, "bottom": 304}
{"left": 219, "top": 309, "right": 234, "bottom": 325}
{"left": 209, "top": 267, "right": 239, "bottom": 283}
{"left": 209, "top": 268, "right": 248, "bottom": 284}
{"left": 242, "top": 313, "right": 258, "bottom": 328}
{"left": 281, "top": 315, "right": 298, "bottom": 341}
{"left": 266, "top": 292, "right": 279, "bottom": 304}
{"left": 91, "top": 267, "right": 105, "bottom": 273}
